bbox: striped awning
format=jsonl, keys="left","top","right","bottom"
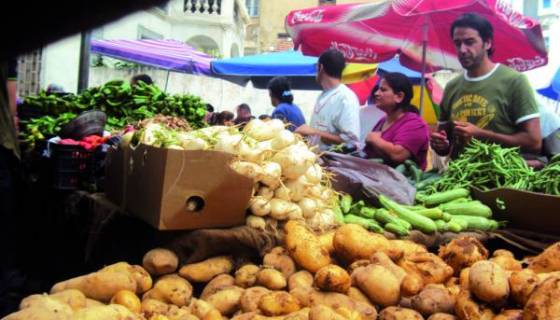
{"left": 91, "top": 39, "right": 213, "bottom": 75}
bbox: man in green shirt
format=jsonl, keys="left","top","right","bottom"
{"left": 431, "top": 13, "right": 542, "bottom": 158}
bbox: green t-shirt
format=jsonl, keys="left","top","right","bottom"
{"left": 439, "top": 64, "right": 539, "bottom": 155}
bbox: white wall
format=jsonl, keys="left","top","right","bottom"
{"left": 41, "top": 35, "right": 81, "bottom": 93}
{"left": 88, "top": 67, "right": 321, "bottom": 121}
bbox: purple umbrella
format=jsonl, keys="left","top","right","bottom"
{"left": 91, "top": 39, "right": 213, "bottom": 75}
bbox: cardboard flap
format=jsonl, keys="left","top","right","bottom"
{"left": 126, "top": 144, "right": 167, "bottom": 227}
{"left": 160, "top": 149, "right": 253, "bottom": 230}
{"left": 472, "top": 187, "right": 560, "bottom": 234}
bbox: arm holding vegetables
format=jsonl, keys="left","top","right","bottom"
{"left": 295, "top": 124, "right": 344, "bottom": 145}
{"left": 453, "top": 119, "right": 542, "bottom": 154}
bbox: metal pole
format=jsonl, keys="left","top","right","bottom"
{"left": 77, "top": 30, "right": 92, "bottom": 93}
{"left": 419, "top": 18, "right": 428, "bottom": 116}
{"left": 164, "top": 70, "right": 171, "bottom": 92}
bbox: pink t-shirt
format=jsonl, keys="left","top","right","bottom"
{"left": 364, "top": 112, "right": 430, "bottom": 170}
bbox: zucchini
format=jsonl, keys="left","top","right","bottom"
{"left": 439, "top": 201, "right": 492, "bottom": 218}
{"left": 451, "top": 215, "right": 499, "bottom": 231}
{"left": 421, "top": 188, "right": 470, "bottom": 206}
{"left": 340, "top": 195, "right": 353, "bottom": 214}
{"left": 447, "top": 221, "right": 463, "bottom": 233}
{"left": 415, "top": 208, "right": 444, "bottom": 220}
{"left": 378, "top": 195, "right": 437, "bottom": 233}
{"left": 344, "top": 214, "right": 384, "bottom": 233}
{"left": 359, "top": 207, "right": 376, "bottom": 219}
{"left": 374, "top": 208, "right": 412, "bottom": 230}
{"left": 434, "top": 219, "right": 447, "bottom": 232}
{"left": 385, "top": 222, "right": 410, "bottom": 236}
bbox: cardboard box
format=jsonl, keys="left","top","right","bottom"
{"left": 106, "top": 144, "right": 253, "bottom": 230}
{"left": 472, "top": 187, "right": 560, "bottom": 234}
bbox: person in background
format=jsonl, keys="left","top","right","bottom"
{"left": 216, "top": 111, "right": 235, "bottom": 126}
{"left": 364, "top": 72, "right": 430, "bottom": 169}
{"left": 296, "top": 49, "right": 360, "bottom": 151}
{"left": 430, "top": 13, "right": 541, "bottom": 159}
{"left": 258, "top": 114, "right": 272, "bottom": 121}
{"left": 234, "top": 103, "right": 254, "bottom": 128}
{"left": 359, "top": 83, "right": 385, "bottom": 143}
{"left": 204, "top": 103, "right": 215, "bottom": 124}
{"left": 45, "top": 83, "right": 65, "bottom": 95}
{"left": 267, "top": 76, "right": 305, "bottom": 131}
{"left": 130, "top": 74, "right": 153, "bottom": 86}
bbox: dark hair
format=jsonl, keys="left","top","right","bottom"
{"left": 268, "top": 76, "right": 294, "bottom": 104}
{"left": 206, "top": 103, "right": 215, "bottom": 112}
{"left": 237, "top": 103, "right": 251, "bottom": 113}
{"left": 381, "top": 72, "right": 418, "bottom": 114}
{"left": 259, "top": 114, "right": 272, "bottom": 120}
{"left": 318, "top": 49, "right": 346, "bottom": 79}
{"left": 216, "top": 111, "right": 234, "bottom": 125}
{"left": 131, "top": 74, "right": 153, "bottom": 85}
{"left": 451, "top": 13, "right": 494, "bottom": 56}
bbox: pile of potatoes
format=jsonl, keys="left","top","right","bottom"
{"left": 4, "top": 221, "right": 560, "bottom": 320}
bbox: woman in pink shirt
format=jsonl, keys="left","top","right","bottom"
{"left": 364, "top": 72, "right": 430, "bottom": 170}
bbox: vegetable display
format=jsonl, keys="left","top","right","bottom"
{"left": 6, "top": 224, "right": 560, "bottom": 320}
{"left": 20, "top": 80, "right": 207, "bottom": 149}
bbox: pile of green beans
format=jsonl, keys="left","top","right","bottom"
{"left": 426, "top": 140, "right": 541, "bottom": 194}
{"left": 532, "top": 155, "right": 560, "bottom": 195}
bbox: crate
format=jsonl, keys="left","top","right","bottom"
{"left": 50, "top": 143, "right": 107, "bottom": 191}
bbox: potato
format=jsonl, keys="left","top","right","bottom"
{"left": 51, "top": 268, "right": 137, "bottom": 302}
{"left": 490, "top": 250, "right": 522, "bottom": 272}
{"left": 203, "top": 285, "right": 244, "bottom": 316}
{"left": 166, "top": 305, "right": 198, "bottom": 320}
{"left": 101, "top": 262, "right": 153, "bottom": 293}
{"left": 258, "top": 291, "right": 301, "bottom": 316}
{"left": 141, "top": 298, "right": 170, "bottom": 317}
{"left": 288, "top": 271, "right": 314, "bottom": 291}
{"left": 401, "top": 273, "right": 425, "bottom": 297}
{"left": 454, "top": 290, "right": 494, "bottom": 320}
{"left": 309, "top": 305, "right": 346, "bottom": 320}
{"left": 263, "top": 248, "right": 297, "bottom": 278}
{"left": 411, "top": 284, "right": 454, "bottom": 316}
{"left": 314, "top": 265, "right": 351, "bottom": 293}
{"left": 459, "top": 268, "right": 470, "bottom": 290}
{"left": 371, "top": 252, "right": 407, "bottom": 283}
{"left": 318, "top": 231, "right": 336, "bottom": 254}
{"left": 111, "top": 289, "right": 142, "bottom": 313}
{"left": 257, "top": 268, "right": 287, "bottom": 290}
{"left": 201, "top": 274, "right": 236, "bottom": 300}
{"left": 150, "top": 315, "right": 171, "bottom": 320}
{"left": 235, "top": 264, "right": 261, "bottom": 288}
{"left": 427, "top": 313, "right": 457, "bottom": 320}
{"left": 20, "top": 290, "right": 87, "bottom": 311}
{"left": 399, "top": 252, "right": 454, "bottom": 292}
{"left": 335, "top": 307, "right": 367, "bottom": 320}
{"left": 143, "top": 274, "right": 193, "bottom": 307}
{"left": 73, "top": 304, "right": 142, "bottom": 320}
{"left": 438, "top": 237, "right": 488, "bottom": 275}
{"left": 6, "top": 296, "right": 73, "bottom": 320}
{"left": 290, "top": 287, "right": 377, "bottom": 319}
{"left": 387, "top": 240, "right": 427, "bottom": 260}
{"left": 493, "top": 309, "right": 523, "bottom": 320}
{"left": 85, "top": 298, "right": 104, "bottom": 307}
{"left": 347, "top": 287, "right": 372, "bottom": 305}
{"left": 179, "top": 256, "right": 234, "bottom": 283}
{"left": 232, "top": 308, "right": 310, "bottom": 320}
{"left": 353, "top": 264, "right": 400, "bottom": 307}
{"left": 378, "top": 306, "right": 423, "bottom": 320}
{"left": 523, "top": 276, "right": 560, "bottom": 320}
{"left": 240, "top": 286, "right": 270, "bottom": 312}
{"left": 284, "top": 220, "right": 332, "bottom": 273}
{"left": 189, "top": 299, "right": 217, "bottom": 319}
{"left": 509, "top": 269, "right": 539, "bottom": 307}
{"left": 444, "top": 278, "right": 461, "bottom": 300}
{"left": 348, "top": 259, "right": 371, "bottom": 274}
{"left": 143, "top": 248, "right": 179, "bottom": 276}
{"left": 201, "top": 309, "right": 222, "bottom": 320}
{"left": 468, "top": 261, "right": 509, "bottom": 306}
{"left": 528, "top": 242, "right": 560, "bottom": 273}
{"left": 333, "top": 224, "right": 390, "bottom": 263}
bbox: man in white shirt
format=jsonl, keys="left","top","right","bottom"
{"left": 296, "top": 49, "right": 361, "bottom": 151}
{"left": 359, "top": 95, "right": 384, "bottom": 143}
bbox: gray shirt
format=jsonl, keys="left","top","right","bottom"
{"left": 309, "top": 84, "right": 361, "bottom": 151}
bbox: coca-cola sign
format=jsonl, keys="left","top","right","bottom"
{"left": 506, "top": 56, "right": 547, "bottom": 72}
{"left": 290, "top": 9, "right": 325, "bottom": 25}
{"left": 330, "top": 42, "right": 377, "bottom": 62}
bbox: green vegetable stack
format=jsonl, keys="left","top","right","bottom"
{"left": 20, "top": 80, "right": 208, "bottom": 149}
{"left": 423, "top": 139, "right": 560, "bottom": 196}
{"left": 337, "top": 187, "right": 501, "bottom": 237}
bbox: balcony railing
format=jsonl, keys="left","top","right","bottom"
{"left": 184, "top": 0, "right": 222, "bottom": 15}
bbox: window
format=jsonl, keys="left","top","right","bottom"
{"left": 542, "top": 0, "right": 551, "bottom": 9}
{"left": 246, "top": 0, "right": 259, "bottom": 17}
{"left": 137, "top": 26, "right": 163, "bottom": 40}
